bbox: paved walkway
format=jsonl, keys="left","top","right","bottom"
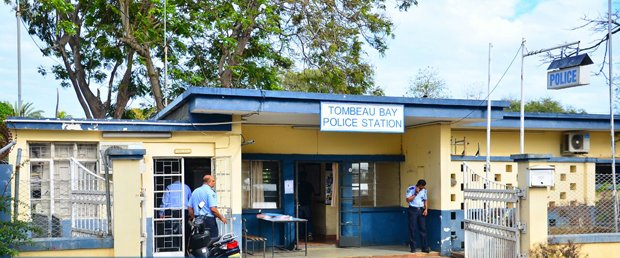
{"left": 244, "top": 245, "right": 444, "bottom": 258}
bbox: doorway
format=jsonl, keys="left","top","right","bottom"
{"left": 296, "top": 162, "right": 338, "bottom": 246}
{"left": 152, "top": 157, "right": 211, "bottom": 256}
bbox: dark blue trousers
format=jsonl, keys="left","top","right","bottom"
{"left": 204, "top": 216, "right": 219, "bottom": 238}
{"left": 407, "top": 206, "right": 428, "bottom": 251}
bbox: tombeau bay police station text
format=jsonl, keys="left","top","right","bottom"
{"left": 321, "top": 103, "right": 404, "bottom": 131}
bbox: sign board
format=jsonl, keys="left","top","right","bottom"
{"left": 320, "top": 102, "right": 404, "bottom": 133}
{"left": 547, "top": 65, "right": 590, "bottom": 90}
{"left": 528, "top": 166, "right": 555, "bottom": 187}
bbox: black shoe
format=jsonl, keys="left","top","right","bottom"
{"left": 422, "top": 249, "right": 430, "bottom": 253}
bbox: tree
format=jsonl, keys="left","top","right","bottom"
{"left": 56, "top": 111, "right": 72, "bottom": 119}
{"left": 504, "top": 97, "right": 586, "bottom": 114}
{"left": 8, "top": 0, "right": 418, "bottom": 118}
{"left": 0, "top": 102, "right": 11, "bottom": 122}
{"left": 1, "top": 102, "right": 44, "bottom": 118}
{"left": 406, "top": 66, "right": 449, "bottom": 98}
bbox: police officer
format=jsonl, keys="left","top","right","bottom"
{"left": 159, "top": 176, "right": 191, "bottom": 250}
{"left": 188, "top": 175, "right": 227, "bottom": 238}
{"left": 405, "top": 179, "right": 429, "bottom": 253}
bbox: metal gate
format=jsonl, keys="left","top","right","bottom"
{"left": 212, "top": 156, "right": 234, "bottom": 236}
{"left": 70, "top": 158, "right": 112, "bottom": 237}
{"left": 462, "top": 162, "right": 523, "bottom": 258}
{"left": 153, "top": 158, "right": 186, "bottom": 256}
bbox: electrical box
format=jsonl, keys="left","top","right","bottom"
{"left": 528, "top": 166, "right": 555, "bottom": 187}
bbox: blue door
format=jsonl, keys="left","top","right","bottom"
{"left": 339, "top": 162, "right": 362, "bottom": 247}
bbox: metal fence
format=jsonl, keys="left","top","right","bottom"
{"left": 549, "top": 173, "right": 620, "bottom": 235}
{"left": 462, "top": 162, "right": 522, "bottom": 258}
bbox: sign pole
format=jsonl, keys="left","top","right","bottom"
{"left": 520, "top": 38, "right": 525, "bottom": 154}
{"left": 607, "top": 0, "right": 619, "bottom": 233}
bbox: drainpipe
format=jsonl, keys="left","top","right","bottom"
{"left": 12, "top": 148, "right": 21, "bottom": 222}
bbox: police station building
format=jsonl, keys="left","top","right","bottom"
{"left": 5, "top": 87, "right": 620, "bottom": 257}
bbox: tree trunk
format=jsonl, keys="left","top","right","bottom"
{"left": 144, "top": 50, "right": 165, "bottom": 111}
{"left": 113, "top": 51, "right": 136, "bottom": 118}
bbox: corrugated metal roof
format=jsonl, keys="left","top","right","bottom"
{"left": 547, "top": 53, "right": 593, "bottom": 70}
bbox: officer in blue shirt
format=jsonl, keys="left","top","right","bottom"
{"left": 405, "top": 179, "right": 429, "bottom": 253}
{"left": 159, "top": 177, "right": 191, "bottom": 217}
{"left": 188, "top": 175, "right": 227, "bottom": 238}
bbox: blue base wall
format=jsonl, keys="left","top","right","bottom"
{"left": 360, "top": 207, "right": 408, "bottom": 246}
{"left": 243, "top": 207, "right": 411, "bottom": 247}
{"left": 427, "top": 209, "right": 464, "bottom": 256}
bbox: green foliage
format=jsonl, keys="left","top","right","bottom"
{"left": 529, "top": 241, "right": 586, "bottom": 258}
{"left": 504, "top": 97, "right": 587, "bottom": 114}
{"left": 0, "top": 102, "right": 12, "bottom": 121}
{"left": 9, "top": 0, "right": 418, "bottom": 118}
{"left": 56, "top": 111, "right": 72, "bottom": 119}
{"left": 0, "top": 102, "right": 44, "bottom": 118}
{"left": 0, "top": 197, "right": 36, "bottom": 256}
{"left": 122, "top": 107, "right": 157, "bottom": 120}
{"left": 406, "top": 66, "right": 449, "bottom": 98}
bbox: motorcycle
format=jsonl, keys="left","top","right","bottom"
{"left": 188, "top": 216, "right": 240, "bottom": 257}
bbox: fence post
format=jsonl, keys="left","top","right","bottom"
{"left": 512, "top": 154, "right": 552, "bottom": 257}
{"left": 107, "top": 149, "right": 146, "bottom": 257}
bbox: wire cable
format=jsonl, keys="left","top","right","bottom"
{"left": 450, "top": 44, "right": 523, "bottom": 125}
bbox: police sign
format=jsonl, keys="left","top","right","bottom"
{"left": 320, "top": 102, "right": 404, "bottom": 133}
{"left": 546, "top": 53, "right": 593, "bottom": 90}
{"left": 547, "top": 65, "right": 589, "bottom": 90}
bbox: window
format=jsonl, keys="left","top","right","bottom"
{"left": 242, "top": 161, "right": 280, "bottom": 209}
{"left": 27, "top": 142, "right": 109, "bottom": 239}
{"left": 352, "top": 162, "right": 400, "bottom": 207}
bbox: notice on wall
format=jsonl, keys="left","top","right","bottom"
{"left": 284, "top": 180, "right": 294, "bottom": 194}
{"left": 320, "top": 102, "right": 404, "bottom": 133}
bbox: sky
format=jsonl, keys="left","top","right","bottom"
{"left": 0, "top": 0, "right": 617, "bottom": 118}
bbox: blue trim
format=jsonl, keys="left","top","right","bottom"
{"left": 146, "top": 217, "right": 153, "bottom": 257}
{"left": 18, "top": 237, "right": 113, "bottom": 251}
{"left": 243, "top": 154, "right": 405, "bottom": 162}
{"left": 4, "top": 117, "right": 232, "bottom": 132}
{"left": 154, "top": 87, "right": 509, "bottom": 123}
{"left": 176, "top": 87, "right": 511, "bottom": 107}
{"left": 549, "top": 233, "right": 620, "bottom": 244}
{"left": 461, "top": 112, "right": 620, "bottom": 130}
{"left": 0, "top": 164, "right": 12, "bottom": 222}
{"left": 452, "top": 155, "right": 620, "bottom": 163}
{"left": 451, "top": 155, "right": 515, "bottom": 162}
{"left": 510, "top": 154, "right": 552, "bottom": 161}
{"left": 107, "top": 149, "right": 146, "bottom": 160}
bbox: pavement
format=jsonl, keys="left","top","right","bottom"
{"left": 243, "top": 245, "right": 444, "bottom": 258}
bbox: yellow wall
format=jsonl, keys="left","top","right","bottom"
{"left": 18, "top": 248, "right": 113, "bottom": 257}
{"left": 8, "top": 117, "right": 243, "bottom": 254}
{"left": 401, "top": 124, "right": 451, "bottom": 210}
{"left": 576, "top": 242, "right": 620, "bottom": 257}
{"left": 242, "top": 125, "right": 401, "bottom": 155}
{"left": 451, "top": 130, "right": 616, "bottom": 158}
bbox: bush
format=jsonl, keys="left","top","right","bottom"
{"left": 529, "top": 241, "right": 586, "bottom": 258}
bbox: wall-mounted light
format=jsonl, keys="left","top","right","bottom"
{"left": 242, "top": 139, "right": 255, "bottom": 146}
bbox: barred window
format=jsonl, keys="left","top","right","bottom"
{"left": 242, "top": 161, "right": 280, "bottom": 209}
{"left": 353, "top": 162, "right": 401, "bottom": 207}
{"left": 27, "top": 142, "right": 110, "bottom": 238}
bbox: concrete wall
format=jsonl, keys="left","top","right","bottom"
{"left": 9, "top": 117, "right": 243, "bottom": 256}
{"left": 242, "top": 125, "right": 402, "bottom": 155}
{"left": 402, "top": 124, "right": 451, "bottom": 210}
{"left": 18, "top": 248, "right": 113, "bottom": 257}
{"left": 451, "top": 130, "right": 614, "bottom": 158}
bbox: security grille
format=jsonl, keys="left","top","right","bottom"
{"left": 26, "top": 142, "right": 112, "bottom": 238}
{"left": 153, "top": 158, "right": 186, "bottom": 255}
{"left": 212, "top": 156, "right": 234, "bottom": 235}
